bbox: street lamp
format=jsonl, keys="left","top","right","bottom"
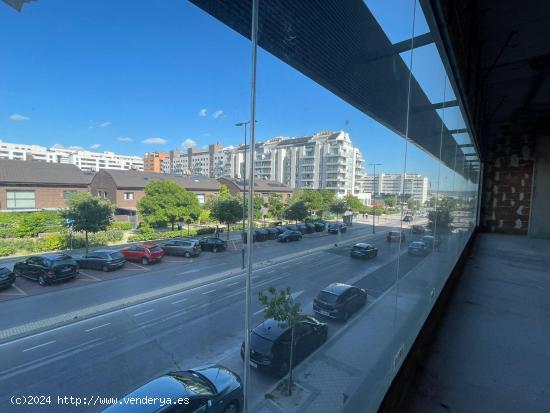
{"left": 368, "top": 163, "right": 382, "bottom": 234}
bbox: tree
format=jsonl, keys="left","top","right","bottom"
{"left": 242, "top": 195, "right": 264, "bottom": 220}
{"left": 284, "top": 201, "right": 308, "bottom": 223}
{"left": 427, "top": 197, "right": 456, "bottom": 233}
{"left": 218, "top": 184, "right": 231, "bottom": 199}
{"left": 209, "top": 196, "right": 242, "bottom": 240}
{"left": 137, "top": 181, "right": 202, "bottom": 230}
{"left": 268, "top": 193, "right": 285, "bottom": 220}
{"left": 407, "top": 199, "right": 421, "bottom": 213}
{"left": 290, "top": 189, "right": 325, "bottom": 216}
{"left": 258, "top": 286, "right": 308, "bottom": 396}
{"left": 345, "top": 195, "right": 366, "bottom": 213}
{"left": 384, "top": 194, "right": 397, "bottom": 208}
{"left": 425, "top": 196, "right": 438, "bottom": 208}
{"left": 63, "top": 193, "right": 114, "bottom": 254}
{"left": 329, "top": 199, "right": 348, "bottom": 218}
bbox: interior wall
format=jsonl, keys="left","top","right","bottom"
{"left": 528, "top": 137, "right": 550, "bottom": 239}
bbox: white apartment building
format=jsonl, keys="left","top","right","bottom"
{"left": 362, "top": 173, "right": 429, "bottom": 204}
{"left": 0, "top": 140, "right": 143, "bottom": 172}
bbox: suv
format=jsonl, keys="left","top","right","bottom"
{"left": 0, "top": 267, "right": 15, "bottom": 290}
{"left": 411, "top": 225, "right": 426, "bottom": 234}
{"left": 161, "top": 239, "right": 201, "bottom": 257}
{"left": 314, "top": 221, "right": 326, "bottom": 232}
{"left": 327, "top": 222, "right": 347, "bottom": 234}
{"left": 350, "top": 243, "right": 378, "bottom": 259}
{"left": 241, "top": 316, "right": 328, "bottom": 377}
{"left": 313, "top": 283, "right": 367, "bottom": 321}
{"left": 77, "top": 249, "right": 125, "bottom": 271}
{"left": 13, "top": 254, "right": 79, "bottom": 286}
{"left": 254, "top": 229, "right": 269, "bottom": 242}
{"left": 387, "top": 231, "right": 406, "bottom": 243}
{"left": 120, "top": 243, "right": 164, "bottom": 264}
{"left": 277, "top": 230, "right": 302, "bottom": 242}
{"left": 199, "top": 237, "right": 227, "bottom": 253}
{"left": 408, "top": 241, "right": 429, "bottom": 256}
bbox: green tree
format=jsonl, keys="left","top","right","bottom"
{"left": 290, "top": 189, "right": 325, "bottom": 216}
{"left": 258, "top": 286, "right": 310, "bottom": 396}
{"left": 319, "top": 189, "right": 335, "bottom": 213}
{"left": 242, "top": 195, "right": 264, "bottom": 221}
{"left": 329, "top": 198, "right": 348, "bottom": 218}
{"left": 345, "top": 195, "right": 366, "bottom": 213}
{"left": 284, "top": 201, "right": 308, "bottom": 223}
{"left": 407, "top": 199, "right": 421, "bottom": 213}
{"left": 137, "top": 181, "right": 202, "bottom": 230}
{"left": 268, "top": 193, "right": 285, "bottom": 220}
{"left": 209, "top": 196, "right": 242, "bottom": 240}
{"left": 62, "top": 193, "right": 114, "bottom": 254}
{"left": 384, "top": 194, "right": 397, "bottom": 208}
{"left": 425, "top": 196, "right": 438, "bottom": 208}
{"left": 218, "top": 184, "right": 231, "bottom": 199}
{"left": 427, "top": 197, "right": 456, "bottom": 233}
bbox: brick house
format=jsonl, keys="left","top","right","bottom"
{"left": 90, "top": 169, "right": 221, "bottom": 215}
{"left": 217, "top": 178, "right": 294, "bottom": 203}
{"left": 0, "top": 159, "right": 92, "bottom": 211}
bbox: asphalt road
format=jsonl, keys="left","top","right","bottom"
{"left": 0, "top": 217, "right": 436, "bottom": 412}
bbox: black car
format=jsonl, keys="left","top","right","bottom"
{"left": 254, "top": 229, "right": 269, "bottom": 242}
{"left": 102, "top": 364, "right": 243, "bottom": 413}
{"left": 304, "top": 223, "right": 316, "bottom": 233}
{"left": 408, "top": 241, "right": 429, "bottom": 256}
{"left": 403, "top": 215, "right": 413, "bottom": 222}
{"left": 265, "top": 228, "right": 279, "bottom": 240}
{"left": 77, "top": 249, "right": 125, "bottom": 272}
{"left": 241, "top": 316, "right": 328, "bottom": 377}
{"left": 199, "top": 237, "right": 227, "bottom": 252}
{"left": 327, "top": 222, "right": 347, "bottom": 234}
{"left": 272, "top": 225, "right": 287, "bottom": 234}
{"left": 313, "top": 221, "right": 326, "bottom": 232}
{"left": 411, "top": 225, "right": 426, "bottom": 234}
{"left": 13, "top": 254, "right": 79, "bottom": 286}
{"left": 350, "top": 243, "right": 378, "bottom": 259}
{"left": 242, "top": 231, "right": 256, "bottom": 244}
{"left": 277, "top": 230, "right": 302, "bottom": 242}
{"left": 387, "top": 230, "right": 406, "bottom": 243}
{"left": 0, "top": 267, "right": 15, "bottom": 290}
{"left": 285, "top": 224, "right": 299, "bottom": 232}
{"left": 296, "top": 223, "right": 313, "bottom": 234}
{"left": 313, "top": 283, "right": 367, "bottom": 321}
{"left": 162, "top": 239, "right": 201, "bottom": 257}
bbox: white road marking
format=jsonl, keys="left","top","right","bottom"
{"left": 128, "top": 262, "right": 148, "bottom": 270}
{"left": 79, "top": 271, "right": 101, "bottom": 281}
{"left": 201, "top": 289, "right": 216, "bottom": 295}
{"left": 11, "top": 284, "right": 27, "bottom": 295}
{"left": 171, "top": 298, "right": 188, "bottom": 305}
{"left": 178, "top": 269, "right": 200, "bottom": 275}
{"left": 227, "top": 281, "right": 240, "bottom": 287}
{"left": 133, "top": 309, "right": 154, "bottom": 317}
{"left": 22, "top": 340, "right": 56, "bottom": 353}
{"left": 253, "top": 307, "right": 265, "bottom": 316}
{"left": 84, "top": 323, "right": 111, "bottom": 332}
{"left": 253, "top": 290, "right": 304, "bottom": 316}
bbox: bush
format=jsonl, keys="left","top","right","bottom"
{"left": 127, "top": 229, "right": 198, "bottom": 242}
{"left": 0, "top": 211, "right": 64, "bottom": 238}
{"left": 196, "top": 227, "right": 216, "bottom": 235}
{"left": 0, "top": 244, "right": 16, "bottom": 257}
{"left": 110, "top": 221, "right": 133, "bottom": 231}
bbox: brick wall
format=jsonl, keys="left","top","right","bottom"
{"left": 0, "top": 186, "right": 88, "bottom": 210}
{"left": 481, "top": 134, "right": 535, "bottom": 234}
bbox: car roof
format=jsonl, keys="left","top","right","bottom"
{"left": 411, "top": 241, "right": 425, "bottom": 246}
{"left": 253, "top": 319, "right": 288, "bottom": 340}
{"left": 41, "top": 253, "right": 72, "bottom": 260}
{"left": 92, "top": 249, "right": 119, "bottom": 254}
{"left": 322, "top": 283, "right": 353, "bottom": 295}
{"left": 354, "top": 243, "right": 372, "bottom": 248}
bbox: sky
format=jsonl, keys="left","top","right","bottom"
{"left": 0, "top": 0, "right": 472, "bottom": 190}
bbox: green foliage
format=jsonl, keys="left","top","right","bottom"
{"left": 384, "top": 194, "right": 397, "bottom": 207}
{"left": 137, "top": 181, "right": 202, "bottom": 230}
{"left": 407, "top": 199, "right": 421, "bottom": 212}
{"left": 345, "top": 195, "right": 366, "bottom": 213}
{"left": 427, "top": 197, "right": 456, "bottom": 233}
{"left": 196, "top": 227, "right": 216, "bottom": 235}
{"left": 109, "top": 221, "right": 133, "bottom": 231}
{"left": 284, "top": 201, "right": 308, "bottom": 222}
{"left": 218, "top": 184, "right": 231, "bottom": 199}
{"left": 365, "top": 206, "right": 384, "bottom": 216}
{"left": 329, "top": 199, "right": 348, "bottom": 218}
{"left": 290, "top": 189, "right": 326, "bottom": 216}
{"left": 267, "top": 193, "right": 285, "bottom": 219}
{"left": 208, "top": 195, "right": 242, "bottom": 240}
{"left": 127, "top": 229, "right": 197, "bottom": 242}
{"left": 0, "top": 244, "right": 16, "bottom": 257}
{"left": 0, "top": 211, "right": 64, "bottom": 238}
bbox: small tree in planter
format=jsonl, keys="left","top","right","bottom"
{"left": 258, "top": 286, "right": 307, "bottom": 396}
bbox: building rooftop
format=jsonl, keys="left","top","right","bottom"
{"left": 100, "top": 169, "right": 221, "bottom": 190}
{"left": 0, "top": 159, "right": 93, "bottom": 186}
{"left": 220, "top": 178, "right": 292, "bottom": 192}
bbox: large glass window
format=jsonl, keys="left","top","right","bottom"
{"left": 6, "top": 191, "right": 35, "bottom": 209}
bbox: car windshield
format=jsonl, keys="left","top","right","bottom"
{"left": 171, "top": 372, "right": 215, "bottom": 396}
{"left": 317, "top": 291, "right": 339, "bottom": 304}
{"left": 250, "top": 331, "right": 274, "bottom": 354}
{"left": 49, "top": 257, "right": 75, "bottom": 267}
{"left": 108, "top": 252, "right": 124, "bottom": 260}
{"left": 148, "top": 246, "right": 162, "bottom": 253}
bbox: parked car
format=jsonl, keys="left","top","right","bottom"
{"left": 304, "top": 223, "right": 316, "bottom": 233}
{"left": 102, "top": 365, "right": 243, "bottom": 413}
{"left": 285, "top": 224, "right": 299, "bottom": 232}
{"left": 387, "top": 230, "right": 406, "bottom": 243}
{"left": 77, "top": 249, "right": 125, "bottom": 272}
{"left": 350, "top": 243, "right": 378, "bottom": 259}
{"left": 0, "top": 267, "right": 15, "bottom": 290}
{"left": 277, "top": 230, "right": 302, "bottom": 242}
{"left": 161, "top": 239, "right": 201, "bottom": 258}
{"left": 13, "top": 254, "right": 79, "bottom": 286}
{"left": 408, "top": 241, "right": 430, "bottom": 256}
{"left": 403, "top": 215, "right": 413, "bottom": 222}
{"left": 422, "top": 235, "right": 441, "bottom": 249}
{"left": 327, "top": 222, "right": 347, "bottom": 234}
{"left": 199, "top": 237, "right": 227, "bottom": 253}
{"left": 313, "top": 283, "right": 367, "bottom": 321}
{"left": 265, "top": 228, "right": 279, "bottom": 240}
{"left": 120, "top": 243, "right": 164, "bottom": 264}
{"left": 313, "top": 221, "right": 326, "bottom": 232}
{"left": 254, "top": 228, "right": 269, "bottom": 242}
{"left": 241, "top": 316, "right": 328, "bottom": 377}
{"left": 411, "top": 225, "right": 426, "bottom": 234}
{"left": 272, "top": 225, "right": 287, "bottom": 234}
{"left": 242, "top": 231, "right": 256, "bottom": 244}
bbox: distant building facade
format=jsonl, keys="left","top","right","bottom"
{"left": 143, "top": 151, "right": 169, "bottom": 173}
{"left": 218, "top": 178, "right": 294, "bottom": 203}
{"left": 362, "top": 173, "right": 429, "bottom": 204}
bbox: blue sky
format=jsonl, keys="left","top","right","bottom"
{"left": 0, "top": 0, "right": 470, "bottom": 189}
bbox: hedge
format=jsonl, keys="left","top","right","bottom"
{"left": 109, "top": 221, "right": 134, "bottom": 231}
{"left": 0, "top": 211, "right": 64, "bottom": 238}
{"left": 127, "top": 229, "right": 199, "bottom": 242}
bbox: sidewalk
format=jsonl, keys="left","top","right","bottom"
{"left": 253, "top": 232, "right": 464, "bottom": 413}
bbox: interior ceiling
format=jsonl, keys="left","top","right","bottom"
{"left": 475, "top": 0, "right": 550, "bottom": 148}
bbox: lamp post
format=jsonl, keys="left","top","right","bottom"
{"left": 368, "top": 163, "right": 382, "bottom": 234}
{"left": 235, "top": 121, "right": 250, "bottom": 270}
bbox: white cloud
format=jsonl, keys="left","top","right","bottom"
{"left": 181, "top": 138, "right": 197, "bottom": 149}
{"left": 10, "top": 113, "right": 30, "bottom": 121}
{"left": 99, "top": 121, "right": 111, "bottom": 128}
{"left": 117, "top": 137, "right": 132, "bottom": 142}
{"left": 142, "top": 137, "right": 167, "bottom": 145}
{"left": 212, "top": 110, "right": 223, "bottom": 119}
{"left": 90, "top": 144, "right": 101, "bottom": 149}
{"left": 198, "top": 108, "right": 207, "bottom": 117}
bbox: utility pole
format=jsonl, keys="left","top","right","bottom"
{"left": 368, "top": 163, "right": 382, "bottom": 234}
{"left": 235, "top": 121, "right": 249, "bottom": 270}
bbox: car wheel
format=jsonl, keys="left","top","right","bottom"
{"left": 223, "top": 402, "right": 239, "bottom": 413}
{"left": 184, "top": 251, "right": 191, "bottom": 258}
{"left": 141, "top": 257, "right": 149, "bottom": 265}
{"left": 277, "top": 361, "right": 290, "bottom": 378}
{"left": 102, "top": 265, "right": 109, "bottom": 272}
{"left": 38, "top": 274, "right": 48, "bottom": 286}
{"left": 212, "top": 246, "right": 218, "bottom": 253}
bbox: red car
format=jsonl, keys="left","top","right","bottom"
{"left": 120, "top": 243, "right": 164, "bottom": 265}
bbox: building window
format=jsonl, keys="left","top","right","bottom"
{"left": 63, "top": 190, "right": 78, "bottom": 199}
{"left": 124, "top": 192, "right": 134, "bottom": 200}
{"left": 6, "top": 191, "right": 35, "bottom": 209}
{"left": 196, "top": 194, "right": 205, "bottom": 205}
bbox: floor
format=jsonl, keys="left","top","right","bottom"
{"left": 404, "top": 233, "right": 550, "bottom": 413}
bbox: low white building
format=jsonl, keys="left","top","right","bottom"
{"left": 362, "top": 173, "right": 429, "bottom": 204}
